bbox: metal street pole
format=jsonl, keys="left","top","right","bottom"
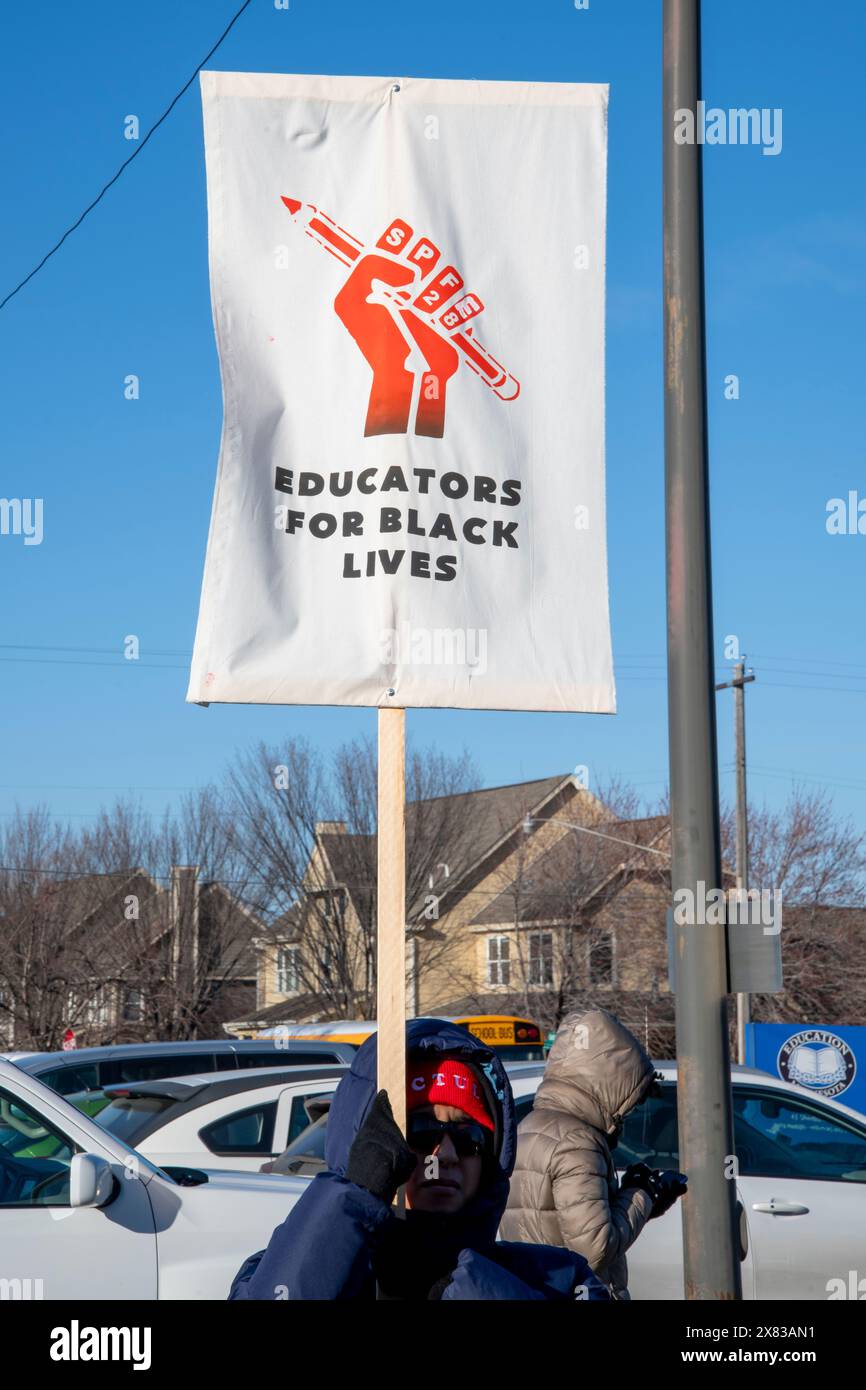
{"left": 663, "top": 0, "right": 741, "bottom": 1299}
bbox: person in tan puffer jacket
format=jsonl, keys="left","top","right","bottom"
{"left": 500, "top": 1008, "right": 683, "bottom": 1299}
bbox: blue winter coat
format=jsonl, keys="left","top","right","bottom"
{"left": 229, "top": 1018, "right": 610, "bottom": 1301}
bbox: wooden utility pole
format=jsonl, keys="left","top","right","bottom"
{"left": 716, "top": 660, "right": 756, "bottom": 1063}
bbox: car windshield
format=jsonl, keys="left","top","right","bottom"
{"left": 92, "top": 1094, "right": 178, "bottom": 1146}
{"left": 67, "top": 1089, "right": 114, "bottom": 1120}
{"left": 0, "top": 1088, "right": 172, "bottom": 1187}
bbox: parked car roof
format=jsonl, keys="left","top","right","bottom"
{"left": 102, "top": 1064, "right": 348, "bottom": 1106}
{"left": 91, "top": 1067, "right": 345, "bottom": 1154}
{"left": 4, "top": 1038, "right": 357, "bottom": 1072}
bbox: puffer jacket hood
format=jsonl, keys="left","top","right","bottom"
{"left": 534, "top": 1007, "right": 655, "bottom": 1137}
{"left": 499, "top": 1009, "right": 656, "bottom": 1297}
{"left": 326, "top": 1017, "right": 516, "bottom": 1243}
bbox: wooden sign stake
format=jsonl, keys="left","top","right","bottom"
{"left": 376, "top": 706, "right": 407, "bottom": 1136}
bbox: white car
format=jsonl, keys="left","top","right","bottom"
{"left": 90, "top": 1065, "right": 347, "bottom": 1173}
{"left": 0, "top": 1057, "right": 307, "bottom": 1299}
{"left": 277, "top": 1060, "right": 866, "bottom": 1300}
{"left": 599, "top": 1062, "right": 866, "bottom": 1301}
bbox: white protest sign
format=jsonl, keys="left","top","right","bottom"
{"left": 188, "top": 71, "right": 613, "bottom": 714}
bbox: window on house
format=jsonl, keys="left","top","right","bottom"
{"left": 84, "top": 985, "right": 112, "bottom": 1027}
{"left": 589, "top": 937, "right": 613, "bottom": 985}
{"left": 276, "top": 946, "right": 300, "bottom": 995}
{"left": 528, "top": 932, "right": 554, "bottom": 987}
{"left": 122, "top": 988, "right": 143, "bottom": 1022}
{"left": 487, "top": 936, "right": 511, "bottom": 986}
{"left": 316, "top": 942, "right": 330, "bottom": 985}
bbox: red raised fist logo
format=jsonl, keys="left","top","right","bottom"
{"left": 281, "top": 198, "right": 520, "bottom": 439}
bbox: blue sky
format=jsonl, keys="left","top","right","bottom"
{"left": 1, "top": 0, "right": 864, "bottom": 831}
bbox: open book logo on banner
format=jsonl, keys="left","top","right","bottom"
{"left": 281, "top": 197, "right": 520, "bottom": 438}
{"left": 778, "top": 1029, "right": 856, "bottom": 1099}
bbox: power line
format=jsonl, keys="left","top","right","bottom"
{"left": 0, "top": 643, "right": 189, "bottom": 657}
{"left": 5, "top": 641, "right": 866, "bottom": 682}
{"left": 0, "top": 784, "right": 200, "bottom": 793}
{"left": 723, "top": 764, "right": 866, "bottom": 793}
{"left": 0, "top": 0, "right": 253, "bottom": 312}
{"left": 749, "top": 653, "right": 866, "bottom": 672}
{"left": 759, "top": 681, "right": 866, "bottom": 696}
{"left": 0, "top": 658, "right": 187, "bottom": 670}
{"left": 4, "top": 659, "right": 864, "bottom": 692}
{"left": 744, "top": 664, "right": 866, "bottom": 681}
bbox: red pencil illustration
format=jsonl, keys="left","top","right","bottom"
{"left": 281, "top": 196, "right": 520, "bottom": 430}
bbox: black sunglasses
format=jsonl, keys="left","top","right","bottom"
{"left": 406, "top": 1115, "right": 490, "bottom": 1159}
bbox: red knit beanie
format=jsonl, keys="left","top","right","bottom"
{"left": 406, "top": 1059, "right": 495, "bottom": 1131}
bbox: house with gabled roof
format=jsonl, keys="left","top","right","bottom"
{"left": 234, "top": 773, "right": 677, "bottom": 1038}
{"left": 412, "top": 802, "right": 676, "bottom": 1045}
{"left": 233, "top": 770, "right": 866, "bottom": 1053}
{"left": 0, "top": 863, "right": 262, "bottom": 1050}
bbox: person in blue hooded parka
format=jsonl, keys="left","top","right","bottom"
{"left": 229, "top": 1017, "right": 611, "bottom": 1300}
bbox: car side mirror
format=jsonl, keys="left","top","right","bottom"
{"left": 70, "top": 1153, "right": 115, "bottom": 1208}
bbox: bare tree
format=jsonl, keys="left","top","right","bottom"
{"left": 0, "top": 808, "right": 90, "bottom": 1049}
{"left": 0, "top": 793, "right": 263, "bottom": 1050}
{"left": 0, "top": 805, "right": 150, "bottom": 1049}
{"left": 721, "top": 785, "right": 866, "bottom": 906}
{"left": 76, "top": 792, "right": 262, "bottom": 1042}
{"left": 721, "top": 787, "right": 866, "bottom": 1027}
{"left": 227, "top": 735, "right": 478, "bottom": 1018}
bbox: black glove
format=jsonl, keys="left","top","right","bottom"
{"left": 647, "top": 1169, "right": 688, "bottom": 1220}
{"left": 345, "top": 1089, "right": 417, "bottom": 1205}
{"left": 427, "top": 1274, "right": 452, "bottom": 1300}
{"left": 620, "top": 1162, "right": 656, "bottom": 1197}
{"left": 621, "top": 1163, "right": 687, "bottom": 1219}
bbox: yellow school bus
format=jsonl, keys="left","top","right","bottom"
{"left": 252, "top": 1015, "right": 545, "bottom": 1061}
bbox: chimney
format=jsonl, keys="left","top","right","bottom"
{"left": 170, "top": 865, "right": 200, "bottom": 992}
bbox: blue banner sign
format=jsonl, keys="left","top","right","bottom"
{"left": 746, "top": 1023, "right": 865, "bottom": 1116}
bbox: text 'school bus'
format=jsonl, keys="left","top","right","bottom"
{"left": 250, "top": 1016, "right": 545, "bottom": 1062}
